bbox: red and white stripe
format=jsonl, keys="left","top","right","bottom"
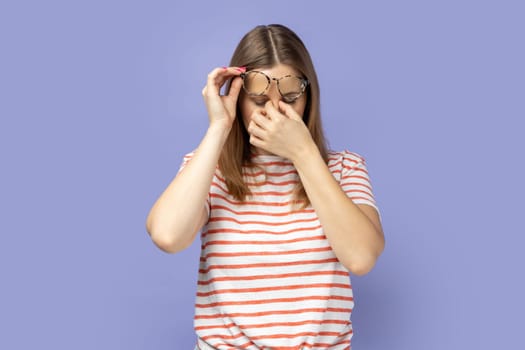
{"left": 179, "top": 150, "right": 380, "bottom": 350}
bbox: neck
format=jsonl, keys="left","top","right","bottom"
{"left": 251, "top": 147, "right": 274, "bottom": 156}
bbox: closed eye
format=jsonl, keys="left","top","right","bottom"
{"left": 251, "top": 97, "right": 268, "bottom": 106}
{"left": 283, "top": 95, "right": 299, "bottom": 104}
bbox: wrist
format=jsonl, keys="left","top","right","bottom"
{"left": 207, "top": 121, "right": 232, "bottom": 139}
{"left": 291, "top": 140, "right": 320, "bottom": 166}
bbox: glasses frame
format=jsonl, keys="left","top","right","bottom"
{"left": 239, "top": 70, "right": 309, "bottom": 103}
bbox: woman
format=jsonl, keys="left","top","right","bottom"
{"left": 146, "top": 24, "right": 385, "bottom": 350}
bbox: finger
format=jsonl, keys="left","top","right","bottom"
{"left": 227, "top": 76, "right": 243, "bottom": 103}
{"left": 249, "top": 133, "right": 265, "bottom": 149}
{"left": 229, "top": 66, "right": 247, "bottom": 73}
{"left": 206, "top": 67, "right": 244, "bottom": 96}
{"left": 206, "top": 67, "right": 233, "bottom": 95}
{"left": 251, "top": 110, "right": 271, "bottom": 129}
{"left": 247, "top": 120, "right": 266, "bottom": 139}
{"left": 217, "top": 66, "right": 246, "bottom": 82}
{"left": 278, "top": 101, "right": 303, "bottom": 121}
{"left": 205, "top": 68, "right": 223, "bottom": 96}
{"left": 221, "top": 67, "right": 247, "bottom": 94}
{"left": 264, "top": 100, "right": 285, "bottom": 121}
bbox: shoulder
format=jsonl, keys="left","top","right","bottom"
{"left": 182, "top": 150, "right": 196, "bottom": 162}
{"left": 179, "top": 150, "right": 223, "bottom": 177}
{"left": 327, "top": 149, "right": 366, "bottom": 169}
{"left": 177, "top": 150, "right": 201, "bottom": 174}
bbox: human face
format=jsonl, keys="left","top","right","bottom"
{"left": 239, "top": 64, "right": 308, "bottom": 131}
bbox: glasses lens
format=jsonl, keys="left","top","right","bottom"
{"left": 278, "top": 76, "right": 306, "bottom": 101}
{"left": 243, "top": 71, "right": 269, "bottom": 95}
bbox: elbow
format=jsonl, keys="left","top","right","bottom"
{"left": 149, "top": 229, "right": 192, "bottom": 254}
{"left": 346, "top": 257, "right": 376, "bottom": 276}
{"left": 345, "top": 245, "right": 385, "bottom": 276}
{"left": 145, "top": 219, "right": 193, "bottom": 254}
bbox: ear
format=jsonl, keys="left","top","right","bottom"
{"left": 278, "top": 101, "right": 303, "bottom": 121}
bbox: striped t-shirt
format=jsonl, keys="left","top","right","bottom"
{"left": 178, "top": 150, "right": 381, "bottom": 350}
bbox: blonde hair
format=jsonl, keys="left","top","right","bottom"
{"left": 219, "top": 24, "right": 329, "bottom": 208}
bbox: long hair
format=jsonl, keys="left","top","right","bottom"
{"left": 219, "top": 24, "right": 329, "bottom": 208}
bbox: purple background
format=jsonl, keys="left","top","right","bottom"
{"left": 1, "top": 0, "right": 524, "bottom": 349}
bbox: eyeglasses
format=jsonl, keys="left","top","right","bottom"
{"left": 239, "top": 70, "right": 309, "bottom": 103}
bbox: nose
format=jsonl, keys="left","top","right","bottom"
{"left": 266, "top": 81, "right": 282, "bottom": 107}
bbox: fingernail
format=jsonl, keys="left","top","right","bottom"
{"left": 236, "top": 66, "right": 246, "bottom": 72}
{"left": 222, "top": 66, "right": 227, "bottom": 70}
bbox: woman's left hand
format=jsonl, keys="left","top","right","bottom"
{"left": 247, "top": 100, "right": 317, "bottom": 162}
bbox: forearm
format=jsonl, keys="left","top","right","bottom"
{"left": 292, "top": 145, "right": 384, "bottom": 275}
{"left": 146, "top": 124, "right": 230, "bottom": 252}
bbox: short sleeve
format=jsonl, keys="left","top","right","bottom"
{"left": 177, "top": 151, "right": 211, "bottom": 218}
{"left": 339, "top": 150, "right": 382, "bottom": 222}
{"left": 177, "top": 152, "right": 195, "bottom": 174}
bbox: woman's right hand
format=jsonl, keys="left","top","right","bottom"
{"left": 201, "top": 66, "right": 245, "bottom": 130}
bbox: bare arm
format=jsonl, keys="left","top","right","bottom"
{"left": 291, "top": 147, "right": 385, "bottom": 276}
{"left": 247, "top": 100, "right": 385, "bottom": 275}
{"left": 145, "top": 66, "right": 245, "bottom": 253}
{"left": 145, "top": 125, "right": 230, "bottom": 253}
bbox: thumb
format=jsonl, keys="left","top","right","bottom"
{"left": 278, "top": 101, "right": 303, "bottom": 122}
{"left": 228, "top": 76, "right": 243, "bottom": 104}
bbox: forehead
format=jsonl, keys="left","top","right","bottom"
{"left": 253, "top": 63, "right": 301, "bottom": 78}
